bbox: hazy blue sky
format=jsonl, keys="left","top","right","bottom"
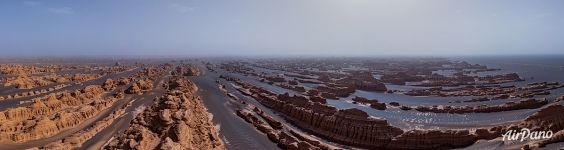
{"left": 1, "top": 0, "right": 563, "bottom": 56}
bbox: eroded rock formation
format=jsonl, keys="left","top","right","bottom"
{"left": 227, "top": 77, "right": 505, "bottom": 149}
{"left": 106, "top": 77, "right": 223, "bottom": 150}
{"left": 351, "top": 96, "right": 386, "bottom": 110}
{"left": 0, "top": 84, "right": 118, "bottom": 143}
{"left": 172, "top": 64, "right": 201, "bottom": 76}
{"left": 125, "top": 79, "right": 153, "bottom": 94}
{"left": 414, "top": 99, "right": 548, "bottom": 114}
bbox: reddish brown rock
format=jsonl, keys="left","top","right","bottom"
{"left": 106, "top": 77, "right": 223, "bottom": 150}
{"left": 117, "top": 77, "right": 131, "bottom": 85}
{"left": 352, "top": 96, "right": 386, "bottom": 110}
{"left": 387, "top": 130, "right": 477, "bottom": 150}
{"left": 125, "top": 79, "right": 153, "bottom": 94}
{"left": 519, "top": 104, "right": 564, "bottom": 132}
{"left": 173, "top": 64, "right": 201, "bottom": 76}
{"left": 102, "top": 78, "right": 117, "bottom": 91}
{"left": 232, "top": 80, "right": 487, "bottom": 149}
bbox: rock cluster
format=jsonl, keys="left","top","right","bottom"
{"left": 106, "top": 77, "right": 223, "bottom": 150}
{"left": 230, "top": 78, "right": 494, "bottom": 149}
{"left": 277, "top": 83, "right": 306, "bottom": 93}
{"left": 381, "top": 72, "right": 425, "bottom": 85}
{"left": 172, "top": 64, "right": 201, "bottom": 76}
{"left": 0, "top": 64, "right": 51, "bottom": 76}
{"left": 117, "top": 77, "right": 131, "bottom": 85}
{"left": 0, "top": 84, "right": 117, "bottom": 143}
{"left": 3, "top": 75, "right": 51, "bottom": 89}
{"left": 1, "top": 84, "right": 68, "bottom": 100}
{"left": 102, "top": 78, "right": 117, "bottom": 91}
{"left": 406, "top": 82, "right": 563, "bottom": 99}
{"left": 236, "top": 105, "right": 335, "bottom": 150}
{"left": 388, "top": 130, "right": 477, "bottom": 150}
{"left": 63, "top": 73, "right": 103, "bottom": 83}
{"left": 351, "top": 96, "right": 386, "bottom": 110}
{"left": 311, "top": 85, "right": 356, "bottom": 99}
{"left": 39, "top": 102, "right": 128, "bottom": 149}
{"left": 125, "top": 79, "right": 153, "bottom": 94}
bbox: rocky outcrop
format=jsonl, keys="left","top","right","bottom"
{"left": 0, "top": 64, "right": 49, "bottom": 76}
{"left": 519, "top": 104, "right": 564, "bottom": 132}
{"left": 125, "top": 79, "right": 153, "bottom": 94}
{"left": 387, "top": 130, "right": 477, "bottom": 150}
{"left": 335, "top": 71, "right": 387, "bottom": 92}
{"left": 0, "top": 83, "right": 119, "bottom": 143}
{"left": 233, "top": 80, "right": 403, "bottom": 149}
{"left": 314, "top": 85, "right": 356, "bottom": 99}
{"left": 231, "top": 79, "right": 491, "bottom": 150}
{"left": 172, "top": 64, "right": 201, "bottom": 76}
{"left": 381, "top": 72, "right": 424, "bottom": 85}
{"left": 253, "top": 107, "right": 283, "bottom": 130}
{"left": 102, "top": 78, "right": 117, "bottom": 91}
{"left": 236, "top": 105, "right": 334, "bottom": 150}
{"left": 277, "top": 83, "right": 306, "bottom": 93}
{"left": 40, "top": 104, "right": 128, "bottom": 149}
{"left": 117, "top": 77, "right": 131, "bottom": 86}
{"left": 351, "top": 96, "right": 386, "bottom": 110}
{"left": 512, "top": 104, "right": 564, "bottom": 148}
{"left": 3, "top": 75, "right": 54, "bottom": 89}
{"left": 106, "top": 77, "right": 223, "bottom": 150}
{"left": 406, "top": 82, "right": 562, "bottom": 99}
{"left": 0, "top": 84, "right": 68, "bottom": 100}
{"left": 67, "top": 73, "right": 103, "bottom": 83}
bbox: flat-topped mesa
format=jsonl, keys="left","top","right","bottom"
{"left": 414, "top": 98, "right": 548, "bottom": 114}
{"left": 278, "top": 93, "right": 310, "bottom": 107}
{"left": 331, "top": 71, "right": 387, "bottom": 92}
{"left": 315, "top": 85, "right": 356, "bottom": 99}
{"left": 106, "top": 77, "right": 224, "bottom": 150}
{"left": 264, "top": 76, "right": 286, "bottom": 83}
{"left": 381, "top": 72, "right": 425, "bottom": 85}
{"left": 406, "top": 81, "right": 562, "bottom": 98}
{"left": 352, "top": 96, "right": 387, "bottom": 110}
{"left": 311, "top": 102, "right": 337, "bottom": 115}
{"left": 277, "top": 83, "right": 306, "bottom": 93}
{"left": 478, "top": 72, "right": 523, "bottom": 83}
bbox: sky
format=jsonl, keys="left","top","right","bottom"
{"left": 1, "top": 0, "right": 563, "bottom": 57}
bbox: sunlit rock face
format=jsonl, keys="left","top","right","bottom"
{"left": 106, "top": 77, "right": 224, "bottom": 150}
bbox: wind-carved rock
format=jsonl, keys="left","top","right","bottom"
{"left": 125, "top": 79, "right": 153, "bottom": 94}
{"left": 232, "top": 79, "right": 486, "bottom": 149}
{"left": 106, "top": 77, "right": 224, "bottom": 150}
